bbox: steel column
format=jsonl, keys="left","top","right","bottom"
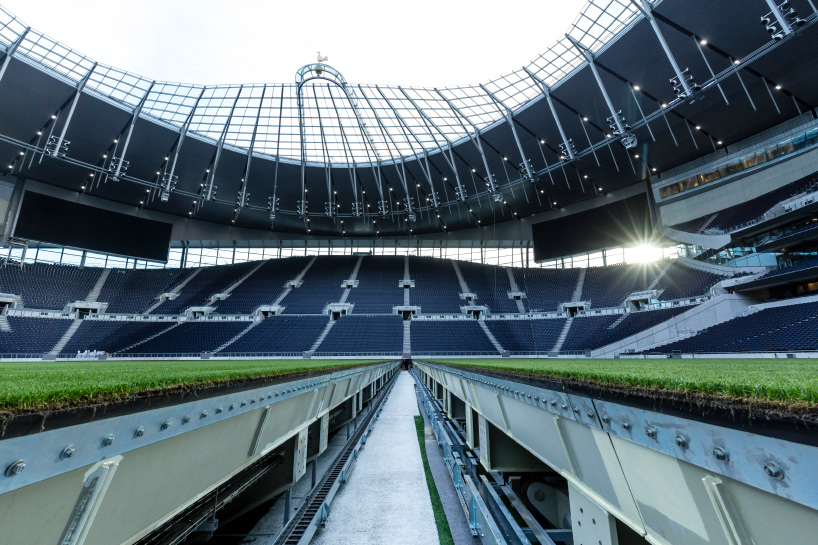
{"left": 52, "top": 62, "right": 97, "bottom": 158}
{"left": 524, "top": 67, "right": 575, "bottom": 160}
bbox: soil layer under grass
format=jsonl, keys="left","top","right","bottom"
{"left": 425, "top": 358, "right": 818, "bottom": 441}
{"left": 0, "top": 359, "right": 389, "bottom": 437}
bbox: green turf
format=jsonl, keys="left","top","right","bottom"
{"left": 414, "top": 414, "right": 455, "bottom": 545}
{"left": 0, "top": 359, "right": 386, "bottom": 412}
{"left": 427, "top": 358, "right": 818, "bottom": 404}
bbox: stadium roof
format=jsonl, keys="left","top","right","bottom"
{"left": 0, "top": 0, "right": 817, "bottom": 238}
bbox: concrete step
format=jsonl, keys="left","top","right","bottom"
{"left": 49, "top": 319, "right": 83, "bottom": 355}
{"left": 223, "top": 260, "right": 267, "bottom": 295}
{"left": 551, "top": 317, "right": 574, "bottom": 352}
{"left": 507, "top": 268, "right": 527, "bottom": 313}
{"left": 451, "top": 261, "right": 471, "bottom": 294}
{"left": 402, "top": 321, "right": 411, "bottom": 354}
{"left": 143, "top": 268, "right": 203, "bottom": 314}
{"left": 0, "top": 315, "right": 10, "bottom": 332}
{"left": 309, "top": 319, "right": 337, "bottom": 352}
{"left": 118, "top": 322, "right": 182, "bottom": 353}
{"left": 571, "top": 269, "right": 586, "bottom": 302}
{"left": 647, "top": 260, "right": 674, "bottom": 291}
{"left": 274, "top": 256, "right": 317, "bottom": 307}
{"left": 86, "top": 268, "right": 111, "bottom": 303}
{"left": 338, "top": 256, "right": 364, "bottom": 304}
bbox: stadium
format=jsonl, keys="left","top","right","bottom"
{"left": 0, "top": 0, "right": 817, "bottom": 543}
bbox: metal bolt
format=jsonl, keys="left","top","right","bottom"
{"left": 622, "top": 421, "right": 631, "bottom": 430}
{"left": 241, "top": 401, "right": 247, "bottom": 407}
{"left": 527, "top": 394, "right": 531, "bottom": 399}
{"left": 250, "top": 399, "right": 256, "bottom": 404}
{"left": 587, "top": 411, "right": 594, "bottom": 419}
{"left": 161, "top": 419, "right": 173, "bottom": 430}
{"left": 764, "top": 462, "right": 784, "bottom": 480}
{"left": 61, "top": 445, "right": 75, "bottom": 459}
{"left": 550, "top": 401, "right": 556, "bottom": 407}
{"left": 646, "top": 427, "right": 657, "bottom": 439}
{"left": 713, "top": 447, "right": 729, "bottom": 462}
{"left": 533, "top": 396, "right": 539, "bottom": 402}
{"left": 675, "top": 435, "right": 688, "bottom": 449}
{"left": 102, "top": 434, "right": 115, "bottom": 447}
{"left": 572, "top": 407, "right": 579, "bottom": 414}
{"left": 602, "top": 415, "right": 610, "bottom": 424}
{"left": 259, "top": 397, "right": 264, "bottom": 402}
{"left": 200, "top": 411, "right": 208, "bottom": 419}
{"left": 134, "top": 426, "right": 145, "bottom": 438}
{"left": 5, "top": 460, "right": 25, "bottom": 477}
{"left": 182, "top": 415, "right": 191, "bottom": 424}
{"left": 216, "top": 406, "right": 223, "bottom": 414}
{"left": 561, "top": 403, "right": 568, "bottom": 410}
{"left": 229, "top": 404, "right": 236, "bottom": 410}
{"left": 275, "top": 392, "right": 280, "bottom": 397}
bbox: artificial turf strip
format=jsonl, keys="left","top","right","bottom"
{"left": 428, "top": 358, "right": 818, "bottom": 404}
{"left": 414, "top": 414, "right": 456, "bottom": 545}
{"left": 0, "top": 359, "right": 387, "bottom": 412}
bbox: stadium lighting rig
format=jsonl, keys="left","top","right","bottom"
{"left": 761, "top": 0, "right": 805, "bottom": 40}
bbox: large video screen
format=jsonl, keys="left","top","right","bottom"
{"left": 532, "top": 194, "right": 653, "bottom": 261}
{"left": 13, "top": 191, "right": 172, "bottom": 261}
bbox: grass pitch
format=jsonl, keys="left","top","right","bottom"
{"left": 0, "top": 359, "right": 385, "bottom": 412}
{"left": 428, "top": 358, "right": 818, "bottom": 404}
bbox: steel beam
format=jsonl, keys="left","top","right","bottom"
{"left": 0, "top": 27, "right": 28, "bottom": 85}
{"left": 205, "top": 86, "right": 243, "bottom": 202}
{"left": 479, "top": 83, "right": 535, "bottom": 181}
{"left": 111, "top": 81, "right": 155, "bottom": 181}
{"left": 523, "top": 67, "right": 575, "bottom": 161}
{"left": 51, "top": 62, "right": 97, "bottom": 158}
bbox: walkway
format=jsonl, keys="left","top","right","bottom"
{"left": 311, "top": 371, "right": 439, "bottom": 545}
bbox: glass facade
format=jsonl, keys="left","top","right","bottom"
{"left": 658, "top": 128, "right": 818, "bottom": 199}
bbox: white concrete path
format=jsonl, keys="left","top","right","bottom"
{"left": 311, "top": 372, "right": 439, "bottom": 545}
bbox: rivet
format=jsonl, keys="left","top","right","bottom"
{"left": 713, "top": 447, "right": 729, "bottom": 462}
{"left": 267, "top": 394, "right": 273, "bottom": 399}
{"left": 764, "top": 462, "right": 784, "bottom": 480}
{"left": 161, "top": 419, "right": 173, "bottom": 430}
{"left": 646, "top": 427, "right": 657, "bottom": 439}
{"left": 102, "top": 434, "right": 115, "bottom": 447}
{"left": 550, "top": 401, "right": 556, "bottom": 407}
{"left": 533, "top": 396, "right": 539, "bottom": 402}
{"left": 134, "top": 426, "right": 145, "bottom": 438}
{"left": 622, "top": 421, "right": 631, "bottom": 430}
{"left": 216, "top": 406, "right": 223, "bottom": 414}
{"left": 182, "top": 415, "right": 191, "bottom": 424}
{"left": 200, "top": 411, "right": 208, "bottom": 419}
{"left": 561, "top": 404, "right": 568, "bottom": 410}
{"left": 527, "top": 394, "right": 531, "bottom": 399}
{"left": 241, "top": 401, "right": 247, "bottom": 407}
{"left": 675, "top": 435, "right": 688, "bottom": 449}
{"left": 60, "top": 445, "right": 75, "bottom": 459}
{"left": 4, "top": 460, "right": 25, "bottom": 477}
{"left": 587, "top": 411, "right": 594, "bottom": 419}
{"left": 602, "top": 415, "right": 610, "bottom": 424}
{"left": 229, "top": 404, "right": 236, "bottom": 410}
{"left": 275, "top": 392, "right": 280, "bottom": 397}
{"left": 259, "top": 397, "right": 264, "bottom": 402}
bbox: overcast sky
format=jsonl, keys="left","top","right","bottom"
{"left": 2, "top": 0, "right": 585, "bottom": 87}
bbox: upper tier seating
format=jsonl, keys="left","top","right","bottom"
{"left": 124, "top": 321, "right": 248, "bottom": 354}
{"left": 222, "top": 315, "right": 329, "bottom": 354}
{"left": 214, "top": 258, "right": 310, "bottom": 314}
{"left": 581, "top": 263, "right": 660, "bottom": 308}
{"left": 655, "top": 262, "right": 724, "bottom": 300}
{"left": 653, "top": 301, "right": 818, "bottom": 353}
{"left": 485, "top": 318, "right": 565, "bottom": 352}
{"left": 100, "top": 269, "right": 190, "bottom": 314}
{"left": 411, "top": 257, "right": 464, "bottom": 313}
{"left": 758, "top": 256, "right": 818, "bottom": 280}
{"left": 410, "top": 320, "right": 496, "bottom": 353}
{"left": 63, "top": 320, "right": 175, "bottom": 354}
{"left": 458, "top": 262, "right": 520, "bottom": 313}
{"left": 671, "top": 173, "right": 818, "bottom": 233}
{"left": 0, "top": 262, "right": 102, "bottom": 310}
{"left": 315, "top": 315, "right": 403, "bottom": 354}
{"left": 0, "top": 316, "right": 71, "bottom": 354}
{"left": 346, "top": 257, "right": 405, "bottom": 313}
{"left": 282, "top": 256, "right": 358, "bottom": 314}
{"left": 513, "top": 267, "right": 580, "bottom": 311}
{"left": 151, "top": 261, "right": 257, "bottom": 314}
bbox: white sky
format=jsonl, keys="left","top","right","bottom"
{"left": 3, "top": 0, "right": 586, "bottom": 87}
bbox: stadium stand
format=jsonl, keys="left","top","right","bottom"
{"left": 0, "top": 316, "right": 72, "bottom": 354}
{"left": 281, "top": 256, "right": 358, "bottom": 314}
{"left": 760, "top": 256, "right": 818, "bottom": 279}
{"left": 315, "top": 315, "right": 403, "bottom": 354}
{"left": 651, "top": 302, "right": 818, "bottom": 353}
{"left": 485, "top": 318, "right": 565, "bottom": 352}
{"left": 581, "top": 263, "right": 660, "bottom": 308}
{"left": 410, "top": 257, "right": 464, "bottom": 313}
{"left": 124, "top": 321, "right": 248, "bottom": 354}
{"left": 63, "top": 320, "right": 176, "bottom": 355}
{"left": 411, "top": 320, "right": 496, "bottom": 353}
{"left": 655, "top": 262, "right": 724, "bottom": 300}
{"left": 151, "top": 261, "right": 258, "bottom": 314}
{"left": 214, "top": 258, "right": 310, "bottom": 314}
{"left": 223, "top": 315, "right": 328, "bottom": 354}
{"left": 0, "top": 262, "right": 102, "bottom": 310}
{"left": 99, "top": 269, "right": 190, "bottom": 314}
{"left": 513, "top": 267, "right": 579, "bottom": 311}
{"left": 457, "top": 261, "right": 520, "bottom": 313}
{"left": 346, "top": 257, "right": 405, "bottom": 313}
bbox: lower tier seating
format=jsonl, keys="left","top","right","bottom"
{"left": 222, "top": 315, "right": 329, "bottom": 354}
{"left": 0, "top": 262, "right": 102, "bottom": 310}
{"left": 316, "top": 315, "right": 403, "bottom": 354}
{"left": 485, "top": 319, "right": 566, "bottom": 353}
{"left": 0, "top": 317, "right": 71, "bottom": 354}
{"left": 63, "top": 320, "right": 175, "bottom": 355}
{"left": 124, "top": 321, "right": 248, "bottom": 354}
{"left": 410, "top": 320, "right": 496, "bottom": 353}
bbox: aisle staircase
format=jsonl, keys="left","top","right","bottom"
{"left": 308, "top": 320, "right": 337, "bottom": 353}
{"left": 273, "top": 257, "right": 317, "bottom": 306}
{"left": 402, "top": 321, "right": 411, "bottom": 355}
{"left": 551, "top": 317, "right": 574, "bottom": 352}
{"left": 143, "top": 268, "right": 203, "bottom": 314}
{"left": 118, "top": 322, "right": 181, "bottom": 353}
{"left": 506, "top": 268, "right": 527, "bottom": 313}
{"left": 338, "top": 256, "right": 364, "bottom": 304}
{"left": 215, "top": 321, "right": 260, "bottom": 353}
{"left": 0, "top": 315, "right": 10, "bottom": 332}
{"left": 647, "top": 260, "right": 674, "bottom": 291}
{"left": 479, "top": 321, "right": 506, "bottom": 354}
{"left": 571, "top": 269, "right": 586, "bottom": 302}
{"left": 48, "top": 319, "right": 82, "bottom": 355}
{"left": 85, "top": 268, "right": 111, "bottom": 302}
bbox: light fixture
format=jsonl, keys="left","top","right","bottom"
{"left": 700, "top": 39, "right": 707, "bottom": 45}
{"left": 19, "top": 151, "right": 24, "bottom": 155}
{"left": 733, "top": 59, "right": 740, "bottom": 65}
{"left": 540, "top": 139, "right": 545, "bottom": 144}
{"left": 443, "top": 177, "right": 447, "bottom": 181}
{"left": 51, "top": 114, "right": 56, "bottom": 119}
{"left": 81, "top": 185, "right": 85, "bottom": 190}
{"left": 503, "top": 157, "right": 508, "bottom": 161}
{"left": 661, "top": 103, "right": 667, "bottom": 108}
{"left": 146, "top": 189, "right": 150, "bottom": 192}
{"left": 582, "top": 116, "right": 588, "bottom": 121}
{"left": 633, "top": 85, "right": 640, "bottom": 91}
{"left": 695, "top": 125, "right": 701, "bottom": 130}
{"left": 102, "top": 154, "right": 107, "bottom": 158}
{"left": 634, "top": 154, "right": 640, "bottom": 158}
{"left": 206, "top": 169, "right": 210, "bottom": 173}
{"left": 113, "top": 139, "right": 118, "bottom": 143}
{"left": 775, "top": 85, "right": 781, "bottom": 90}
{"left": 37, "top": 131, "right": 42, "bottom": 135}
{"left": 652, "top": 167, "right": 657, "bottom": 172}
{"left": 717, "top": 140, "right": 723, "bottom": 145}
{"left": 139, "top": 200, "right": 143, "bottom": 204}
{"left": 164, "top": 156, "right": 168, "bottom": 160}
{"left": 606, "top": 134, "right": 612, "bottom": 138}
{"left": 471, "top": 168, "right": 476, "bottom": 172}
{"left": 598, "top": 187, "right": 603, "bottom": 191}
{"left": 583, "top": 175, "right": 588, "bottom": 179}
